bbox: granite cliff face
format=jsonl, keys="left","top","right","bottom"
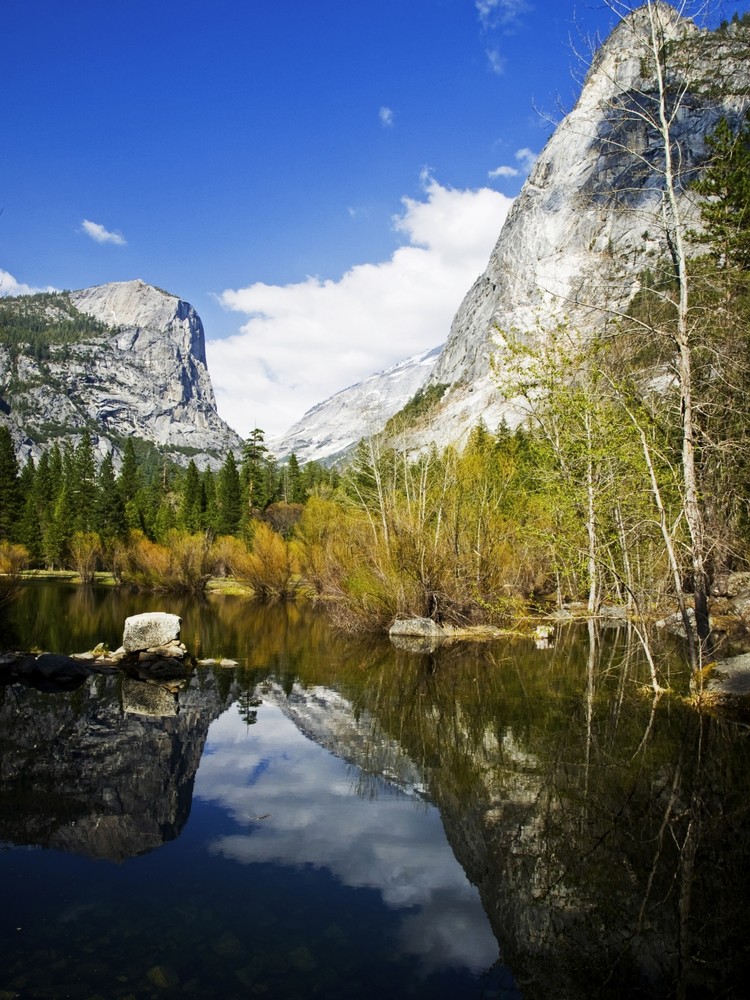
{"left": 276, "top": 6, "right": 750, "bottom": 455}
{"left": 0, "top": 279, "right": 242, "bottom": 467}
{"left": 416, "top": 7, "right": 750, "bottom": 449}
{"left": 272, "top": 345, "right": 442, "bottom": 465}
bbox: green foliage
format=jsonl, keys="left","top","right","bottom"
{"left": 217, "top": 450, "right": 242, "bottom": 535}
{"left": 0, "top": 291, "right": 110, "bottom": 362}
{"left": 692, "top": 112, "right": 750, "bottom": 270}
{"left": 0, "top": 426, "right": 21, "bottom": 541}
{"left": 384, "top": 383, "right": 449, "bottom": 434}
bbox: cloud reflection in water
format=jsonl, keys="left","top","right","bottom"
{"left": 194, "top": 698, "right": 498, "bottom": 974}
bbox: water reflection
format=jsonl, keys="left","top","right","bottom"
{"left": 196, "top": 695, "right": 498, "bottom": 976}
{"left": 3, "top": 583, "right": 750, "bottom": 997}
{"left": 0, "top": 669, "right": 238, "bottom": 861}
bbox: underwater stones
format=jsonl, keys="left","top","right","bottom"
{"left": 123, "top": 612, "right": 182, "bottom": 653}
{"left": 389, "top": 618, "right": 446, "bottom": 654}
{"left": 121, "top": 678, "right": 178, "bottom": 717}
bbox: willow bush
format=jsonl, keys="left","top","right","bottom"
{"left": 122, "top": 530, "right": 217, "bottom": 592}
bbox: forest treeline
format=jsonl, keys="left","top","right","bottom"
{"left": 1, "top": 104, "right": 750, "bottom": 644}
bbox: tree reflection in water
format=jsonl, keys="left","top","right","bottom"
{"left": 3, "top": 582, "right": 750, "bottom": 997}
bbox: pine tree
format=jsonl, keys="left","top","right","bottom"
{"left": 17, "top": 457, "right": 42, "bottom": 561}
{"left": 217, "top": 451, "right": 242, "bottom": 535}
{"left": 284, "top": 453, "right": 303, "bottom": 503}
{"left": 693, "top": 112, "right": 750, "bottom": 270}
{"left": 0, "top": 426, "right": 21, "bottom": 541}
{"left": 118, "top": 438, "right": 141, "bottom": 506}
{"left": 72, "top": 432, "right": 97, "bottom": 533}
{"left": 179, "top": 460, "right": 204, "bottom": 533}
{"left": 95, "top": 453, "right": 127, "bottom": 540}
{"left": 202, "top": 467, "right": 218, "bottom": 533}
{"left": 241, "top": 428, "right": 273, "bottom": 509}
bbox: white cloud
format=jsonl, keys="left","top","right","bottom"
{"left": 207, "top": 178, "right": 514, "bottom": 439}
{"left": 379, "top": 106, "right": 394, "bottom": 127}
{"left": 488, "top": 165, "right": 519, "bottom": 179}
{"left": 515, "top": 146, "right": 537, "bottom": 171}
{"left": 81, "top": 219, "right": 127, "bottom": 246}
{"left": 488, "top": 146, "right": 538, "bottom": 182}
{"left": 0, "top": 269, "right": 56, "bottom": 297}
{"left": 476, "top": 0, "right": 532, "bottom": 29}
{"left": 486, "top": 47, "right": 506, "bottom": 74}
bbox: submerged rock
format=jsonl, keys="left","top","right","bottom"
{"left": 700, "top": 653, "right": 750, "bottom": 706}
{"left": 389, "top": 617, "right": 446, "bottom": 638}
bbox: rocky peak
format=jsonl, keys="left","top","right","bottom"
{"left": 409, "top": 6, "right": 750, "bottom": 451}
{"left": 71, "top": 279, "right": 209, "bottom": 369}
{"left": 269, "top": 5, "right": 746, "bottom": 460}
{"left": 0, "top": 280, "right": 242, "bottom": 467}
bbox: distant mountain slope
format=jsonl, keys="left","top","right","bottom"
{"left": 0, "top": 279, "right": 242, "bottom": 467}
{"left": 272, "top": 345, "right": 442, "bottom": 465}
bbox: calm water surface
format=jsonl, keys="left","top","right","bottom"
{"left": 1, "top": 582, "right": 750, "bottom": 999}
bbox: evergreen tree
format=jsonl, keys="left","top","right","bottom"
{"left": 202, "top": 467, "right": 218, "bottom": 533}
{"left": 17, "top": 457, "right": 43, "bottom": 561}
{"left": 283, "top": 453, "right": 303, "bottom": 503}
{"left": 118, "top": 438, "right": 141, "bottom": 506}
{"left": 179, "top": 460, "right": 204, "bottom": 533}
{"left": 693, "top": 112, "right": 750, "bottom": 270}
{"left": 0, "top": 426, "right": 21, "bottom": 541}
{"left": 217, "top": 451, "right": 242, "bottom": 535}
{"left": 95, "top": 453, "right": 127, "bottom": 540}
{"left": 241, "top": 428, "right": 276, "bottom": 510}
{"left": 700, "top": 151, "right": 750, "bottom": 261}
{"left": 72, "top": 432, "right": 97, "bottom": 533}
{"left": 44, "top": 483, "right": 75, "bottom": 568}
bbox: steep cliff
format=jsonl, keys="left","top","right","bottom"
{"left": 413, "top": 6, "right": 750, "bottom": 449}
{"left": 275, "top": 6, "right": 750, "bottom": 456}
{"left": 0, "top": 279, "right": 242, "bottom": 467}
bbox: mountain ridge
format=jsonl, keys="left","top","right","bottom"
{"left": 0, "top": 279, "right": 242, "bottom": 468}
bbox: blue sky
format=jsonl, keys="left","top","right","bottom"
{"left": 3, "top": 0, "right": 748, "bottom": 439}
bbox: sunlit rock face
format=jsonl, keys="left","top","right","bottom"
{"left": 412, "top": 7, "right": 750, "bottom": 451}
{"left": 271, "top": 345, "right": 442, "bottom": 466}
{"left": 0, "top": 671, "right": 237, "bottom": 861}
{"left": 277, "top": 9, "right": 750, "bottom": 457}
{"left": 0, "top": 279, "right": 242, "bottom": 468}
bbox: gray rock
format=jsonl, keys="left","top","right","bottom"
{"left": 1, "top": 279, "right": 242, "bottom": 470}
{"left": 711, "top": 572, "right": 750, "bottom": 598}
{"left": 548, "top": 609, "right": 574, "bottom": 622}
{"left": 598, "top": 604, "right": 629, "bottom": 620}
{"left": 729, "top": 592, "right": 750, "bottom": 623}
{"left": 123, "top": 612, "right": 182, "bottom": 653}
{"left": 389, "top": 617, "right": 446, "bottom": 638}
{"left": 656, "top": 608, "right": 698, "bottom": 638}
{"left": 702, "top": 653, "right": 750, "bottom": 700}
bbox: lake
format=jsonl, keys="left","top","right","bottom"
{"left": 1, "top": 582, "right": 749, "bottom": 999}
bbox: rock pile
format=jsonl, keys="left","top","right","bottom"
{"left": 0, "top": 612, "right": 193, "bottom": 689}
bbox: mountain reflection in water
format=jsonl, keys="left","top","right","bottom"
{"left": 1, "top": 582, "right": 750, "bottom": 998}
